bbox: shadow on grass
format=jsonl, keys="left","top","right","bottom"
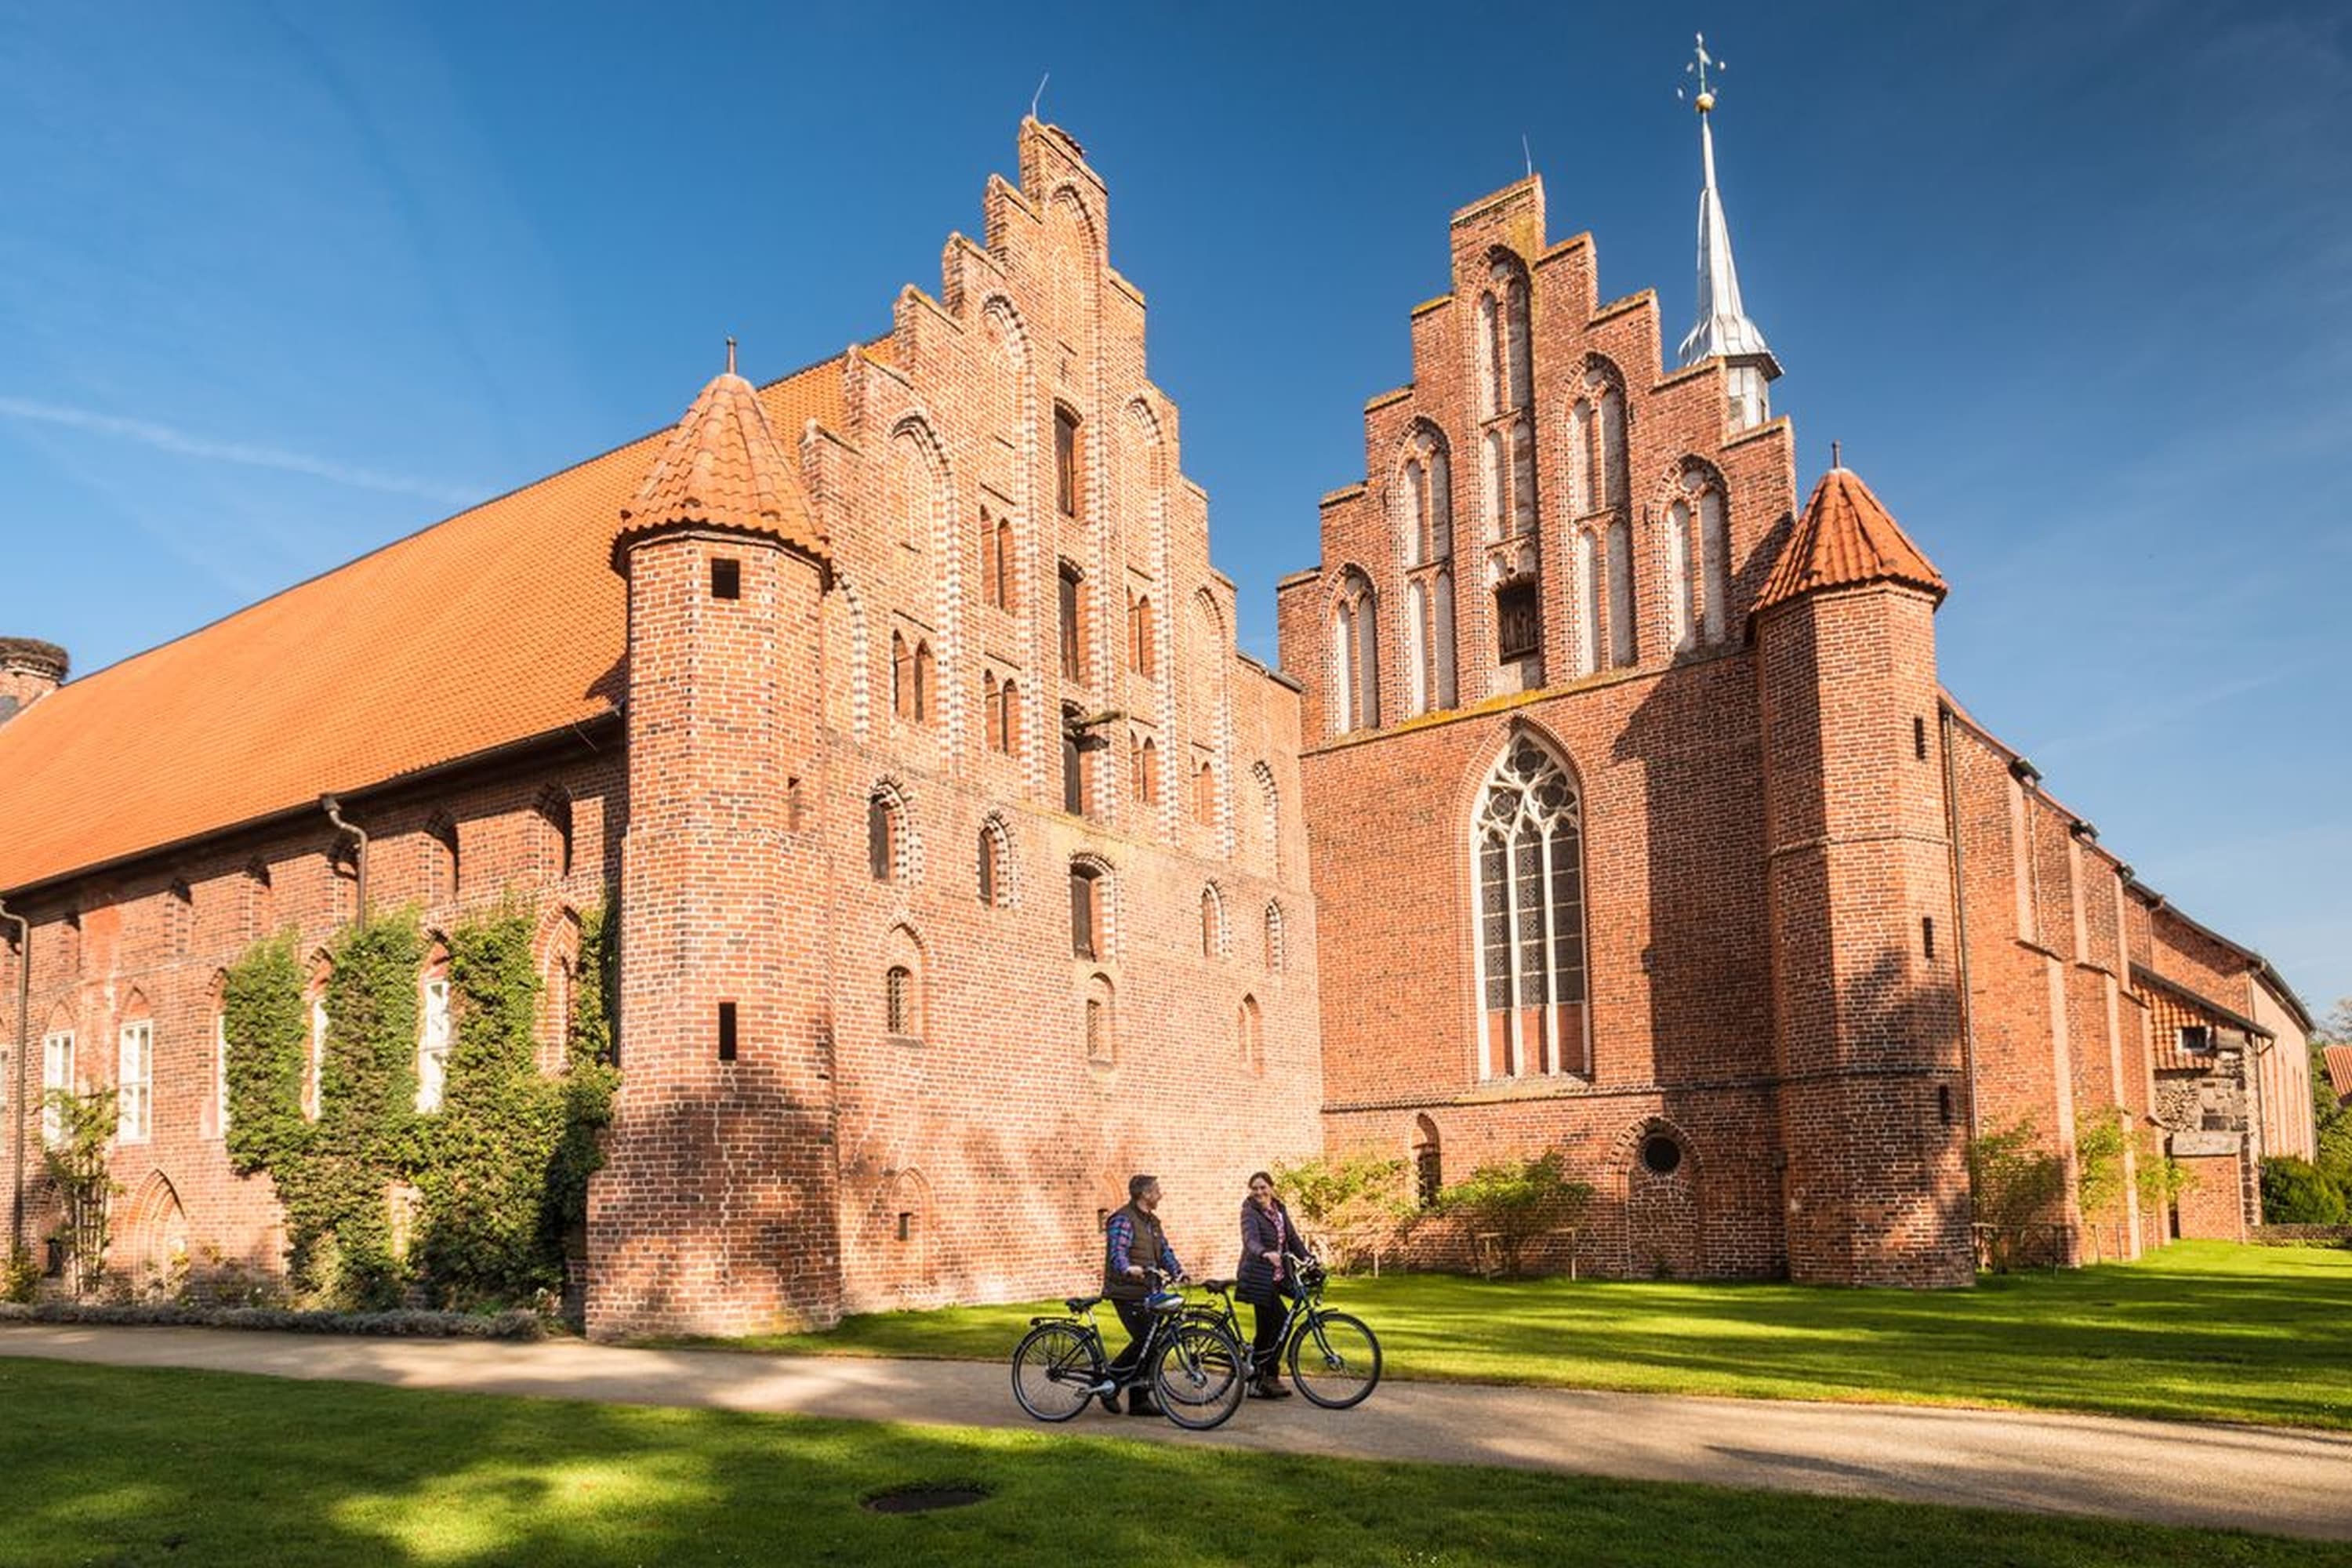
{"left": 0, "top": 1358, "right": 2339, "bottom": 1568}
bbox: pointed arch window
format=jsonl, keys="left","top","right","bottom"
{"left": 1606, "top": 519, "right": 1635, "bottom": 668}
{"left": 978, "top": 818, "right": 1012, "bottom": 908}
{"left": 1509, "top": 417, "right": 1536, "bottom": 537}
{"left": 1495, "top": 261, "right": 1531, "bottom": 412}
{"left": 1200, "top": 884, "right": 1225, "bottom": 958}
{"left": 1480, "top": 429, "right": 1506, "bottom": 543}
{"left": 1239, "top": 995, "right": 1264, "bottom": 1075}
{"left": 1566, "top": 399, "right": 1595, "bottom": 517}
{"left": 1413, "top": 1115, "right": 1443, "bottom": 1208}
{"left": 1666, "top": 475, "right": 1731, "bottom": 652}
{"left": 1473, "top": 735, "right": 1589, "bottom": 1080}
{"left": 1330, "top": 568, "right": 1380, "bottom": 735}
{"left": 1054, "top": 406, "right": 1083, "bottom": 517}
{"left": 417, "top": 950, "right": 452, "bottom": 1113}
{"left": 1473, "top": 292, "right": 1499, "bottom": 421}
{"left": 1128, "top": 590, "right": 1156, "bottom": 678}
{"left": 1598, "top": 384, "right": 1628, "bottom": 510}
{"left": 1573, "top": 531, "right": 1601, "bottom": 678}
{"left": 1058, "top": 563, "right": 1087, "bottom": 683}
{"left": 1192, "top": 756, "right": 1217, "bottom": 829}
{"left": 982, "top": 507, "right": 1016, "bottom": 611}
{"left": 869, "top": 790, "right": 903, "bottom": 883}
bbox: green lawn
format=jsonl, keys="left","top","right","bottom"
{"left": 0, "top": 1358, "right": 2334, "bottom": 1567}
{"left": 677, "top": 1241, "right": 2352, "bottom": 1431}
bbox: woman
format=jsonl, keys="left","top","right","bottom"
{"left": 1236, "top": 1170, "right": 1311, "bottom": 1398}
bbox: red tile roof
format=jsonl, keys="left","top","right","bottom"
{"left": 615, "top": 365, "right": 826, "bottom": 566}
{"left": 2325, "top": 1045, "right": 2352, "bottom": 1107}
{"left": 1754, "top": 466, "right": 1947, "bottom": 615}
{"left": 0, "top": 357, "right": 848, "bottom": 895}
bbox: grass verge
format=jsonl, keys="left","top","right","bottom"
{"left": 668, "top": 1240, "right": 2352, "bottom": 1430}
{"left": 0, "top": 1356, "right": 2335, "bottom": 1567}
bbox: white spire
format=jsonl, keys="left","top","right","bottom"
{"left": 1675, "top": 37, "right": 1779, "bottom": 429}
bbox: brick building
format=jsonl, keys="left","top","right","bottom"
{"left": 0, "top": 121, "right": 1316, "bottom": 1335}
{"left": 0, "top": 112, "right": 2318, "bottom": 1326}
{"left": 1276, "top": 94, "right": 2314, "bottom": 1282}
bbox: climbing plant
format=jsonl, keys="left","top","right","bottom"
{"left": 218, "top": 898, "right": 619, "bottom": 1313}
{"left": 413, "top": 902, "right": 561, "bottom": 1304}
{"left": 222, "top": 932, "right": 308, "bottom": 1177}
{"left": 42, "top": 1085, "right": 119, "bottom": 1298}
{"left": 546, "top": 903, "right": 620, "bottom": 1266}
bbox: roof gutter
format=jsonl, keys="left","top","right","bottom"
{"left": 1, "top": 896, "right": 27, "bottom": 1260}
{"left": 320, "top": 796, "right": 368, "bottom": 918}
{"left": 0, "top": 713, "right": 619, "bottom": 906}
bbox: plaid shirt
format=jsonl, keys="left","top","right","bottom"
{"left": 1105, "top": 1210, "right": 1182, "bottom": 1284}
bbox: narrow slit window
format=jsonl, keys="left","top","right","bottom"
{"left": 717, "top": 1000, "right": 739, "bottom": 1062}
{"left": 1922, "top": 916, "right": 1936, "bottom": 960}
{"left": 1914, "top": 716, "right": 1929, "bottom": 761}
{"left": 711, "top": 558, "right": 741, "bottom": 600}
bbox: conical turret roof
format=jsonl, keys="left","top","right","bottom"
{"left": 1755, "top": 466, "right": 1946, "bottom": 615}
{"left": 615, "top": 353, "right": 826, "bottom": 568}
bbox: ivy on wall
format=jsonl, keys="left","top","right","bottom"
{"left": 219, "top": 900, "right": 619, "bottom": 1312}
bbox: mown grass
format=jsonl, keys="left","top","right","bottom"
{"left": 671, "top": 1240, "right": 2352, "bottom": 1430}
{"left": 0, "top": 1357, "right": 2335, "bottom": 1567}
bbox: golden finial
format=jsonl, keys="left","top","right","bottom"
{"left": 1679, "top": 33, "right": 1722, "bottom": 114}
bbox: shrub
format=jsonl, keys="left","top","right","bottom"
{"left": 1967, "top": 1120, "right": 2066, "bottom": 1272}
{"left": 1433, "top": 1152, "right": 1592, "bottom": 1278}
{"left": 1271, "top": 1151, "right": 1410, "bottom": 1266}
{"left": 2261, "top": 1156, "right": 2350, "bottom": 1225}
{"left": 42, "top": 1085, "right": 119, "bottom": 1297}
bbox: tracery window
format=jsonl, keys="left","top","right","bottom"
{"left": 1665, "top": 470, "right": 1732, "bottom": 652}
{"left": 1473, "top": 735, "right": 1590, "bottom": 1079}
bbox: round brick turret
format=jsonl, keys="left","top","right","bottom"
{"left": 0, "top": 637, "right": 68, "bottom": 725}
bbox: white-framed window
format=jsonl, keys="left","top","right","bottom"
{"left": 305, "top": 993, "right": 328, "bottom": 1120}
{"left": 118, "top": 1020, "right": 152, "bottom": 1144}
{"left": 41, "top": 1030, "right": 74, "bottom": 1147}
{"left": 417, "top": 976, "right": 452, "bottom": 1112}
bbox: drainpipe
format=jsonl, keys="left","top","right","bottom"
{"left": 321, "top": 795, "right": 368, "bottom": 917}
{"left": 1937, "top": 709, "right": 1980, "bottom": 1145}
{"left": 1, "top": 896, "right": 28, "bottom": 1258}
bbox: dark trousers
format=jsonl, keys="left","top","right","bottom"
{"left": 1247, "top": 1284, "right": 1293, "bottom": 1380}
{"left": 1107, "top": 1298, "right": 1154, "bottom": 1382}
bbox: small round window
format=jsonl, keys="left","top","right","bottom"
{"left": 1639, "top": 1134, "right": 1682, "bottom": 1176}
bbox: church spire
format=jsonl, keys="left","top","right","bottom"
{"left": 1675, "top": 36, "right": 1780, "bottom": 431}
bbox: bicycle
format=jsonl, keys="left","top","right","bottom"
{"left": 1009, "top": 1269, "right": 1250, "bottom": 1430}
{"left": 1189, "top": 1258, "right": 1381, "bottom": 1409}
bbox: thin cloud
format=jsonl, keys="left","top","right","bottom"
{"left": 0, "top": 395, "right": 479, "bottom": 508}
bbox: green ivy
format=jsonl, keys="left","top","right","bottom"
{"left": 222, "top": 933, "right": 307, "bottom": 1178}
{"left": 218, "top": 900, "right": 619, "bottom": 1314}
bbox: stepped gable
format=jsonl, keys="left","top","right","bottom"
{"left": 613, "top": 354, "right": 828, "bottom": 569}
{"left": 1753, "top": 464, "right": 1946, "bottom": 615}
{"left": 0, "top": 358, "right": 847, "bottom": 895}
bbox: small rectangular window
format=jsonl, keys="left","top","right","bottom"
{"left": 717, "top": 1000, "right": 738, "bottom": 1062}
{"left": 895, "top": 1212, "right": 913, "bottom": 1243}
{"left": 2178, "top": 1025, "right": 2213, "bottom": 1054}
{"left": 1914, "top": 715, "right": 1929, "bottom": 761}
{"left": 1922, "top": 916, "right": 1936, "bottom": 960}
{"left": 711, "top": 558, "right": 741, "bottom": 600}
{"left": 1495, "top": 581, "right": 1539, "bottom": 662}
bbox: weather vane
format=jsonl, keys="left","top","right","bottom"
{"left": 1676, "top": 33, "right": 1724, "bottom": 114}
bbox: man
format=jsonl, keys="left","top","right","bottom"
{"left": 1102, "top": 1172, "right": 1184, "bottom": 1415}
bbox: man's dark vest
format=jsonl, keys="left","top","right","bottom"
{"left": 1104, "top": 1202, "right": 1168, "bottom": 1301}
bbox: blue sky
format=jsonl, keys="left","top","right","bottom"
{"left": 2, "top": 1, "right": 2346, "bottom": 1014}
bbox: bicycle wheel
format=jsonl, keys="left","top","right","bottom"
{"left": 1011, "top": 1320, "right": 1105, "bottom": 1422}
{"left": 1288, "top": 1310, "right": 1381, "bottom": 1409}
{"left": 1152, "top": 1320, "right": 1248, "bottom": 1431}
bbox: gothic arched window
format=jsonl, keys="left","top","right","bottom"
{"left": 1473, "top": 735, "right": 1589, "bottom": 1080}
{"left": 1330, "top": 568, "right": 1379, "bottom": 735}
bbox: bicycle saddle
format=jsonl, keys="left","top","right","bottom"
{"left": 1199, "top": 1278, "right": 1235, "bottom": 1293}
{"left": 1064, "top": 1294, "right": 1102, "bottom": 1312}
